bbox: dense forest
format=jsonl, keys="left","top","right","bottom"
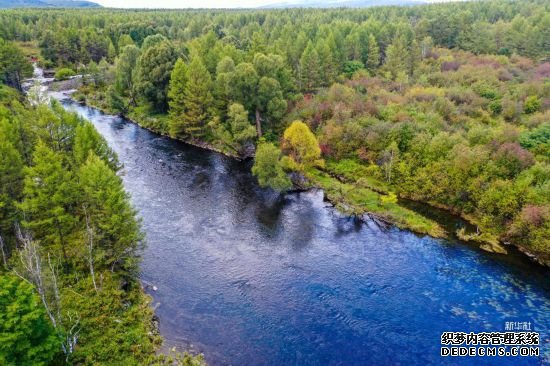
{"left": 0, "top": 0, "right": 548, "bottom": 363}
{"left": 0, "top": 35, "right": 203, "bottom": 366}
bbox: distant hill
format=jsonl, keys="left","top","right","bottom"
{"left": 259, "top": 0, "right": 427, "bottom": 8}
{"left": 0, "top": 0, "right": 101, "bottom": 8}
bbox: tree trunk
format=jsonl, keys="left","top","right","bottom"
{"left": 255, "top": 108, "right": 262, "bottom": 138}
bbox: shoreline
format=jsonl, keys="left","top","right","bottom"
{"left": 70, "top": 92, "right": 548, "bottom": 268}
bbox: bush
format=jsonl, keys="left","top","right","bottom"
{"left": 54, "top": 68, "right": 76, "bottom": 81}
{"left": 523, "top": 96, "right": 541, "bottom": 114}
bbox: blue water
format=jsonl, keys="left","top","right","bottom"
{"left": 61, "top": 100, "right": 549, "bottom": 366}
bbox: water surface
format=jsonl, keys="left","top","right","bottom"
{"left": 60, "top": 99, "right": 549, "bottom": 366}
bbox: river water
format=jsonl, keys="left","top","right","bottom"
{"left": 53, "top": 96, "right": 549, "bottom": 365}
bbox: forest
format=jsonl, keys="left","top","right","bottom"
{"left": 0, "top": 0, "right": 549, "bottom": 364}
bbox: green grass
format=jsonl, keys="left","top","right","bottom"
{"left": 325, "top": 159, "right": 389, "bottom": 193}
{"left": 306, "top": 168, "right": 445, "bottom": 237}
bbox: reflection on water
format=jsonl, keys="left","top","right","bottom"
{"left": 59, "top": 99, "right": 549, "bottom": 366}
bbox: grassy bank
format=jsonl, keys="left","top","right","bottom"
{"left": 305, "top": 168, "right": 445, "bottom": 238}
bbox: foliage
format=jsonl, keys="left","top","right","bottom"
{"left": 252, "top": 142, "right": 292, "bottom": 192}
{"left": 0, "top": 274, "right": 60, "bottom": 366}
{"left": 54, "top": 68, "right": 76, "bottom": 81}
{"left": 282, "top": 120, "right": 323, "bottom": 169}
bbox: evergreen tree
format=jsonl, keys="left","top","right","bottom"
{"left": 78, "top": 153, "right": 142, "bottom": 273}
{"left": 0, "top": 274, "right": 60, "bottom": 366}
{"left": 316, "top": 40, "right": 336, "bottom": 87}
{"left": 168, "top": 58, "right": 189, "bottom": 138}
{"left": 299, "top": 41, "right": 321, "bottom": 92}
{"left": 0, "top": 39, "right": 33, "bottom": 91}
{"left": 74, "top": 122, "right": 119, "bottom": 171}
{"left": 19, "top": 141, "right": 76, "bottom": 266}
{"left": 227, "top": 103, "right": 256, "bottom": 148}
{"left": 213, "top": 56, "right": 236, "bottom": 120}
{"left": 384, "top": 36, "right": 408, "bottom": 80}
{"left": 0, "top": 121, "right": 24, "bottom": 240}
{"left": 181, "top": 57, "right": 213, "bottom": 139}
{"left": 366, "top": 34, "right": 380, "bottom": 72}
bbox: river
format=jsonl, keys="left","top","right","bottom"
{"left": 49, "top": 92, "right": 549, "bottom": 365}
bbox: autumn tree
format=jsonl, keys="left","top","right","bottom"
{"left": 282, "top": 121, "right": 323, "bottom": 170}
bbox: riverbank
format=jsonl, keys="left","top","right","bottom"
{"left": 72, "top": 84, "right": 547, "bottom": 267}
{"left": 72, "top": 86, "right": 448, "bottom": 237}
{"left": 55, "top": 91, "right": 550, "bottom": 366}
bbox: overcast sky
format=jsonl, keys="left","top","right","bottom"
{"left": 94, "top": 0, "right": 286, "bottom": 8}
{"left": 93, "top": 0, "right": 453, "bottom": 9}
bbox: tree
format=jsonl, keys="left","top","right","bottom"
{"left": 213, "top": 56, "right": 236, "bottom": 119}
{"left": 135, "top": 39, "right": 177, "bottom": 112}
{"left": 252, "top": 142, "right": 292, "bottom": 192}
{"left": 316, "top": 40, "right": 336, "bottom": 87}
{"left": 113, "top": 45, "right": 141, "bottom": 109}
{"left": 19, "top": 141, "right": 76, "bottom": 266}
{"left": 209, "top": 103, "right": 256, "bottom": 155}
{"left": 384, "top": 36, "right": 407, "bottom": 80}
{"left": 118, "top": 34, "right": 134, "bottom": 49}
{"left": 299, "top": 41, "right": 321, "bottom": 92}
{"left": 0, "top": 121, "right": 24, "bottom": 242}
{"left": 168, "top": 58, "right": 189, "bottom": 138}
{"left": 73, "top": 122, "right": 119, "bottom": 171}
{"left": 180, "top": 57, "right": 213, "bottom": 139}
{"left": 0, "top": 274, "right": 60, "bottom": 366}
{"left": 78, "top": 153, "right": 142, "bottom": 273}
{"left": 226, "top": 60, "right": 288, "bottom": 138}
{"left": 0, "top": 39, "right": 32, "bottom": 91}
{"left": 366, "top": 34, "right": 380, "bottom": 72}
{"left": 381, "top": 141, "right": 400, "bottom": 184}
{"left": 282, "top": 120, "right": 323, "bottom": 169}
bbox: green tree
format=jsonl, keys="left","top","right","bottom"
{"left": 210, "top": 103, "right": 256, "bottom": 155}
{"left": 168, "top": 58, "right": 189, "bottom": 138}
{"left": 0, "top": 121, "right": 24, "bottom": 241}
{"left": 299, "top": 41, "right": 321, "bottom": 92}
{"left": 0, "top": 274, "right": 60, "bottom": 366}
{"left": 113, "top": 45, "right": 141, "bottom": 109}
{"left": 19, "top": 141, "right": 76, "bottom": 266}
{"left": 74, "top": 121, "right": 119, "bottom": 171}
{"left": 78, "top": 153, "right": 142, "bottom": 273}
{"left": 135, "top": 39, "right": 177, "bottom": 112}
{"left": 384, "top": 36, "right": 407, "bottom": 80}
{"left": 366, "top": 34, "right": 380, "bottom": 72}
{"left": 181, "top": 57, "right": 213, "bottom": 139}
{"left": 0, "top": 39, "right": 32, "bottom": 91}
{"left": 252, "top": 142, "right": 292, "bottom": 192}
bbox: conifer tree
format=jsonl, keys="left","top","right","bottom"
{"left": 168, "top": 58, "right": 189, "bottom": 138}
{"left": 384, "top": 36, "right": 408, "bottom": 80}
{"left": 73, "top": 122, "right": 119, "bottom": 171}
{"left": 0, "top": 274, "right": 60, "bottom": 366}
{"left": 78, "top": 153, "right": 142, "bottom": 273}
{"left": 366, "top": 34, "right": 380, "bottom": 72}
{"left": 299, "top": 41, "right": 321, "bottom": 92}
{"left": 19, "top": 141, "right": 76, "bottom": 266}
{"left": 181, "top": 57, "right": 213, "bottom": 139}
{"left": 316, "top": 40, "right": 336, "bottom": 87}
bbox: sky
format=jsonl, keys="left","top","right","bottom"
{"left": 94, "top": 0, "right": 291, "bottom": 7}
{"left": 93, "top": 0, "right": 452, "bottom": 9}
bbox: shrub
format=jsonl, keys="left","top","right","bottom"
{"left": 54, "top": 68, "right": 76, "bottom": 81}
